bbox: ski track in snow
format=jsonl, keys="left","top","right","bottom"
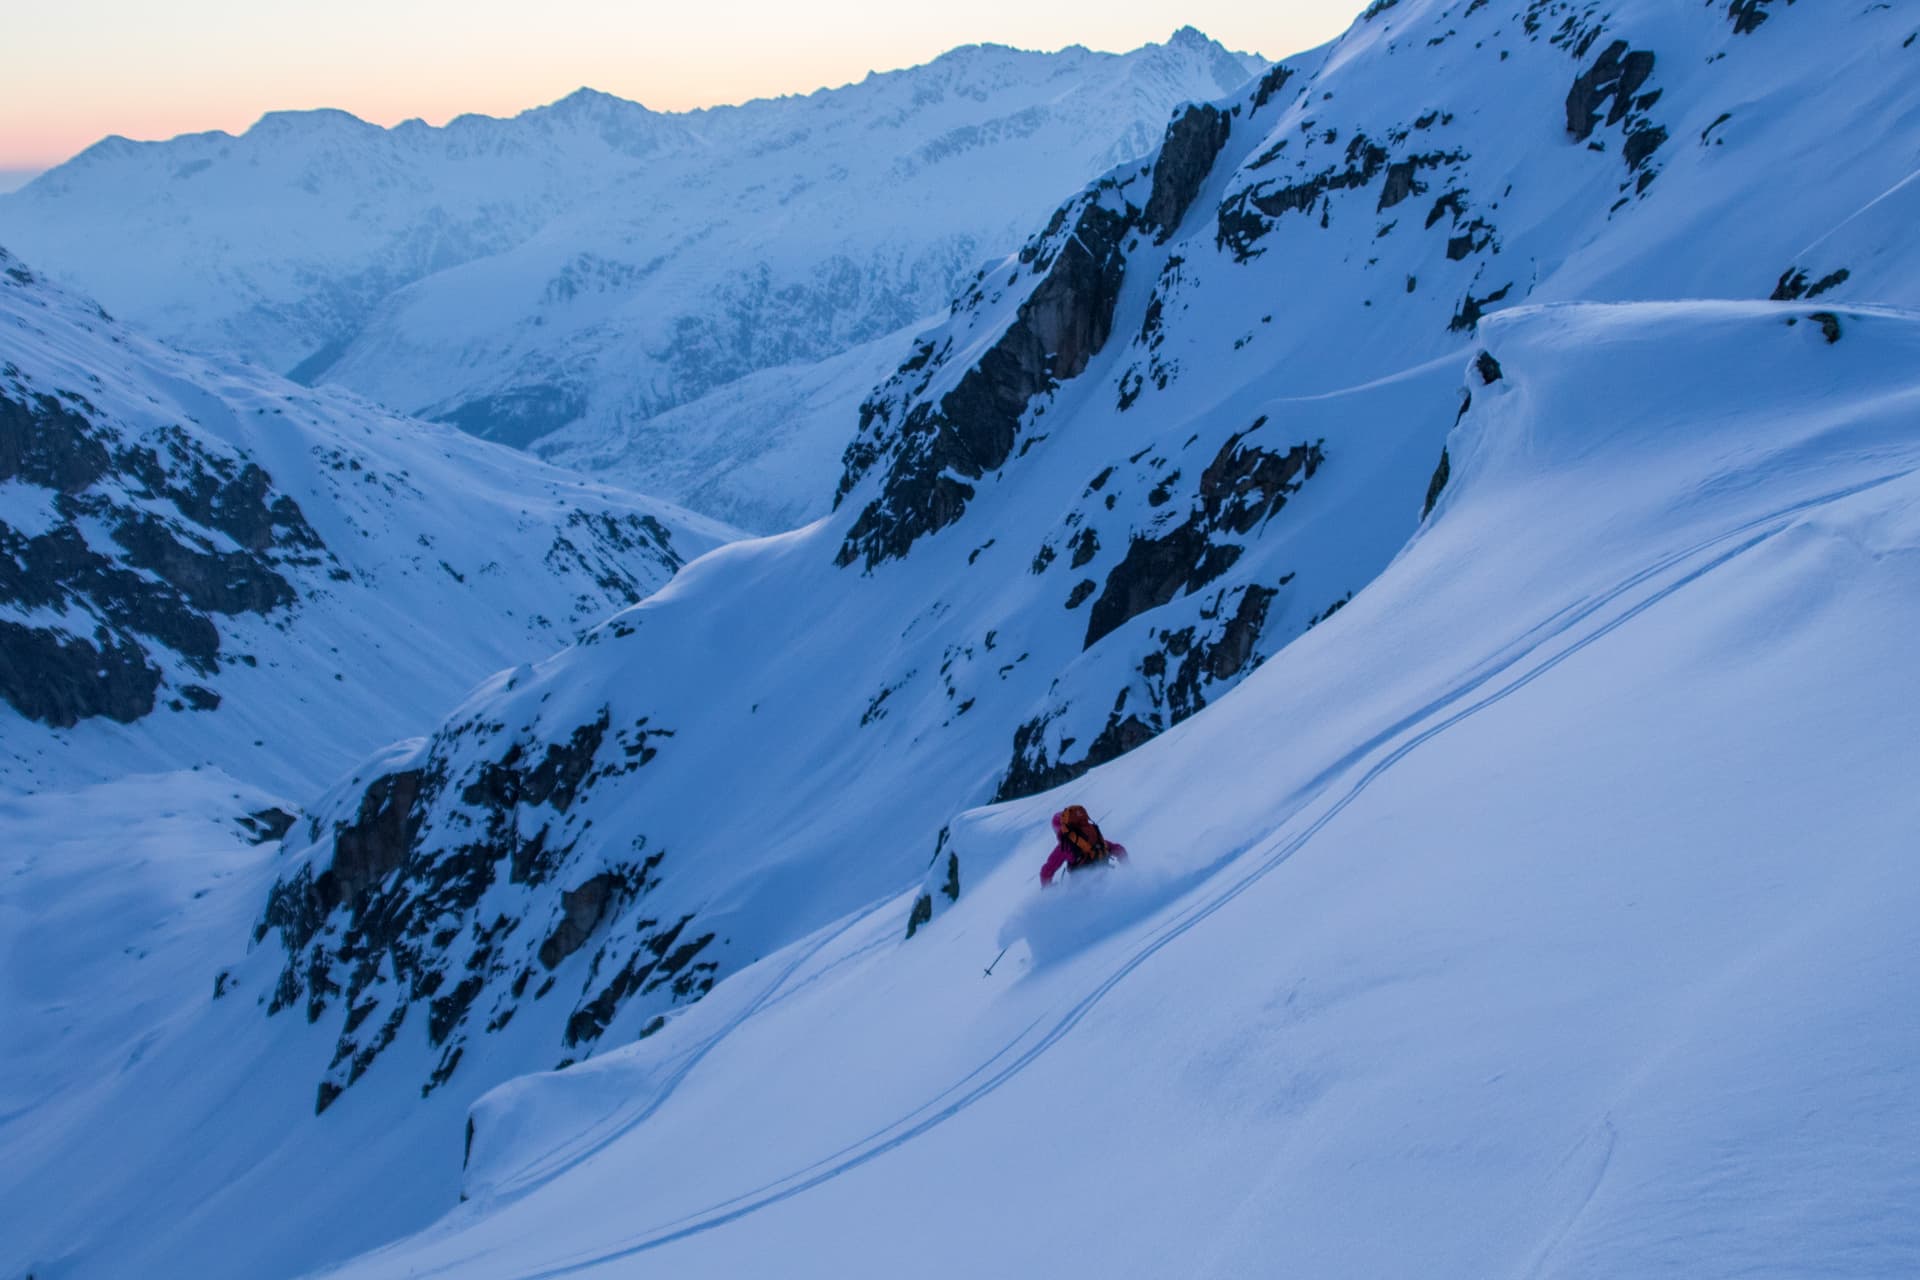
{"left": 384, "top": 466, "right": 1916, "bottom": 1279}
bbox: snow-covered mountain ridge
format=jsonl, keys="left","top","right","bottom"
{"left": 4, "top": 0, "right": 1919, "bottom": 1277}
{"left": 0, "top": 32, "right": 1268, "bottom": 529}
{"left": 0, "top": 245, "right": 732, "bottom": 795}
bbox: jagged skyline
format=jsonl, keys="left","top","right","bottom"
{"left": 0, "top": 0, "right": 1365, "bottom": 176}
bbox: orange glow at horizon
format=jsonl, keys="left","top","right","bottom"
{"left": 0, "top": 1, "right": 1365, "bottom": 173}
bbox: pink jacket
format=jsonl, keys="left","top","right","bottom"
{"left": 1040, "top": 812, "right": 1127, "bottom": 887}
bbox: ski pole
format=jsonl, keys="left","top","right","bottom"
{"left": 983, "top": 945, "right": 1011, "bottom": 977}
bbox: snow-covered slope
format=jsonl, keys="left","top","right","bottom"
{"left": 0, "top": 31, "right": 1267, "bottom": 526}
{"left": 5, "top": 1, "right": 1920, "bottom": 1277}
{"left": 340, "top": 296, "right": 1920, "bottom": 1279}
{"left": 0, "top": 246, "right": 733, "bottom": 795}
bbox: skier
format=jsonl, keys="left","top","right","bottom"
{"left": 1039, "top": 804, "right": 1128, "bottom": 887}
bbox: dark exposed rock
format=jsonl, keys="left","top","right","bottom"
{"left": 1378, "top": 161, "right": 1423, "bottom": 212}
{"left": 904, "top": 893, "right": 934, "bottom": 940}
{"left": 1727, "top": 0, "right": 1791, "bottom": 35}
{"left": 331, "top": 769, "right": 429, "bottom": 909}
{"left": 1217, "top": 136, "right": 1466, "bottom": 261}
{"left": 1158, "top": 586, "right": 1278, "bottom": 722}
{"left": 544, "top": 510, "right": 683, "bottom": 605}
{"left": 538, "top": 873, "right": 618, "bottom": 969}
{"left": 1307, "top": 592, "right": 1353, "bottom": 628}
{"left": 1450, "top": 282, "right": 1513, "bottom": 332}
{"left": 259, "top": 707, "right": 684, "bottom": 1100}
{"left": 834, "top": 187, "right": 1136, "bottom": 570}
{"left": 995, "top": 707, "right": 1160, "bottom": 803}
{"left": 0, "top": 621, "right": 161, "bottom": 726}
{"left": 1621, "top": 124, "right": 1668, "bottom": 172}
{"left": 111, "top": 513, "right": 297, "bottom": 615}
{"left": 564, "top": 914, "right": 715, "bottom": 1046}
{"left": 239, "top": 807, "right": 298, "bottom": 845}
{"left": 1143, "top": 105, "right": 1231, "bottom": 243}
{"left": 1217, "top": 134, "right": 1388, "bottom": 259}
{"left": 1566, "top": 42, "right": 1656, "bottom": 143}
{"left": 1084, "top": 429, "right": 1323, "bottom": 648}
{"left": 459, "top": 710, "right": 615, "bottom": 885}
{"left": 0, "top": 391, "right": 112, "bottom": 491}
{"left": 429, "top": 978, "right": 484, "bottom": 1046}
{"left": 1069, "top": 527, "right": 1100, "bottom": 568}
{"left": 1771, "top": 267, "right": 1850, "bottom": 301}
{"left": 0, "top": 386, "right": 328, "bottom": 726}
{"left": 1250, "top": 64, "right": 1297, "bottom": 112}
{"left": 999, "top": 583, "right": 1282, "bottom": 802}
{"left": 1473, "top": 350, "right": 1504, "bottom": 384}
{"left": 1564, "top": 40, "right": 1666, "bottom": 179}
{"left": 1427, "top": 191, "right": 1466, "bottom": 229}
{"left": 1085, "top": 526, "right": 1220, "bottom": 649}
{"left": 1809, "top": 312, "right": 1842, "bottom": 344}
{"left": 0, "top": 521, "right": 221, "bottom": 668}
{"left": 1423, "top": 448, "right": 1452, "bottom": 519}
{"left": 177, "top": 683, "right": 220, "bottom": 711}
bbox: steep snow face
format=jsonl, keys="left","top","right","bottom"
{"left": 338, "top": 298, "right": 1920, "bottom": 1280}
{"left": 0, "top": 247, "right": 733, "bottom": 795}
{"left": 0, "top": 32, "right": 1267, "bottom": 510}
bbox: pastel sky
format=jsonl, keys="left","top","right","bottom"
{"left": 0, "top": 1, "right": 1367, "bottom": 178}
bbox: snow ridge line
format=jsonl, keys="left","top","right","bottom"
{"left": 373, "top": 469, "right": 1913, "bottom": 1279}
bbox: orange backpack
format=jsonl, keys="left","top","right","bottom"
{"left": 1057, "top": 805, "right": 1111, "bottom": 870}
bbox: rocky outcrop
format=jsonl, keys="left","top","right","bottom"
{"left": 1771, "top": 267, "right": 1849, "bottom": 301}
{"left": 1084, "top": 428, "right": 1323, "bottom": 647}
{"left": 0, "top": 383, "right": 328, "bottom": 727}
{"left": 1726, "top": 0, "right": 1791, "bottom": 35}
{"left": 538, "top": 873, "right": 618, "bottom": 970}
{"left": 1565, "top": 41, "right": 1654, "bottom": 141}
{"left": 1249, "top": 63, "right": 1296, "bottom": 113}
{"left": 833, "top": 185, "right": 1139, "bottom": 570}
{"left": 0, "top": 622, "right": 161, "bottom": 726}
{"left": 1565, "top": 39, "right": 1667, "bottom": 180}
{"left": 258, "top": 704, "right": 692, "bottom": 1107}
{"left": 1423, "top": 448, "right": 1452, "bottom": 520}
{"left": 1217, "top": 133, "right": 1469, "bottom": 261}
{"left": 1144, "top": 105, "right": 1232, "bottom": 243}
{"left": 331, "top": 769, "right": 430, "bottom": 908}
{"left": 998, "top": 581, "right": 1283, "bottom": 802}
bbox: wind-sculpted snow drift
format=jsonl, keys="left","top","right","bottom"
{"left": 5, "top": 2, "right": 1920, "bottom": 1278}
